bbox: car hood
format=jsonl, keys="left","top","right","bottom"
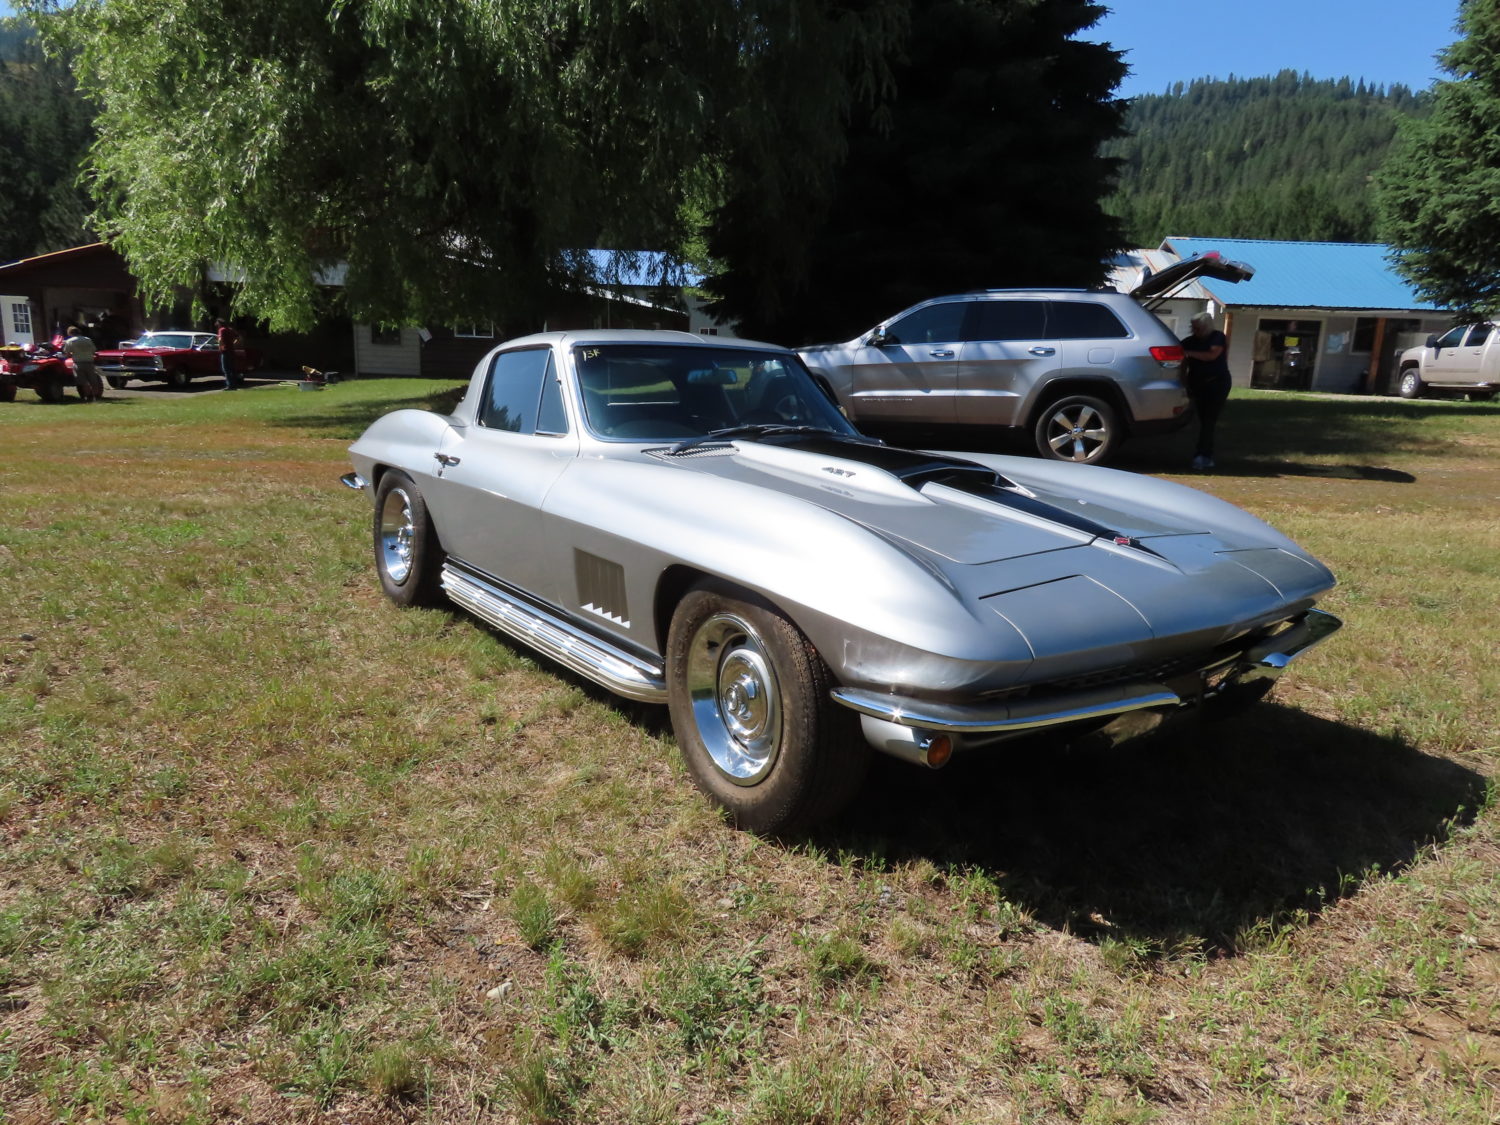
{"left": 660, "top": 434, "right": 1332, "bottom": 669}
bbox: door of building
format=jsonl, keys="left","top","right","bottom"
{"left": 1251, "top": 319, "right": 1321, "bottom": 390}
{"left": 2, "top": 297, "right": 35, "bottom": 346}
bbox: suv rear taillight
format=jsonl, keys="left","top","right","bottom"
{"left": 1150, "top": 345, "right": 1183, "bottom": 368}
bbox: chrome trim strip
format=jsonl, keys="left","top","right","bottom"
{"left": 831, "top": 683, "right": 1181, "bottom": 734}
{"left": 441, "top": 562, "right": 667, "bottom": 703}
{"left": 340, "top": 472, "right": 368, "bottom": 491}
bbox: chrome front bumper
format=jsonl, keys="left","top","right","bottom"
{"left": 832, "top": 610, "right": 1342, "bottom": 763}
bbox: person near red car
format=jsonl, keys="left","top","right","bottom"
{"left": 63, "top": 326, "right": 104, "bottom": 403}
{"left": 215, "top": 318, "right": 243, "bottom": 390}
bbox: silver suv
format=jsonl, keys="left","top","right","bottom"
{"left": 798, "top": 255, "right": 1253, "bottom": 464}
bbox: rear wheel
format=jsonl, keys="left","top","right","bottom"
{"left": 37, "top": 380, "right": 64, "bottom": 404}
{"left": 1398, "top": 367, "right": 1425, "bottom": 399}
{"left": 1033, "top": 394, "right": 1121, "bottom": 464}
{"left": 372, "top": 470, "right": 445, "bottom": 607}
{"left": 666, "top": 581, "right": 868, "bottom": 835}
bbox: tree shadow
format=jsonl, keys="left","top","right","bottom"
{"left": 822, "top": 705, "right": 1487, "bottom": 953}
{"left": 267, "top": 384, "right": 466, "bottom": 441}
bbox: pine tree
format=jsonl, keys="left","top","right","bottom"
{"left": 705, "top": 0, "right": 1127, "bottom": 344}
{"left": 1379, "top": 0, "right": 1500, "bottom": 316}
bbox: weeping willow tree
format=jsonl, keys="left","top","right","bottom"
{"left": 29, "top": 0, "right": 906, "bottom": 330}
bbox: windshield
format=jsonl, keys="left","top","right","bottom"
{"left": 130, "top": 333, "right": 201, "bottom": 349}
{"left": 573, "top": 344, "right": 856, "bottom": 442}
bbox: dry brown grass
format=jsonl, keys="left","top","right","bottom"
{"left": 0, "top": 384, "right": 1496, "bottom": 1123}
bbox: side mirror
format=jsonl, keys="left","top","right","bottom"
{"left": 865, "top": 327, "right": 892, "bottom": 347}
{"left": 1425, "top": 334, "right": 1439, "bottom": 349}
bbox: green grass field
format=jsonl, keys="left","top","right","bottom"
{"left": 1, "top": 382, "right": 1496, "bottom": 1123}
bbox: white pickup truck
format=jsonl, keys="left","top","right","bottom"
{"left": 1397, "top": 323, "right": 1500, "bottom": 400}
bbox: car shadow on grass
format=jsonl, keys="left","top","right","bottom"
{"left": 827, "top": 704, "right": 1487, "bottom": 954}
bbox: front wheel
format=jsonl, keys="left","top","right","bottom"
{"left": 166, "top": 367, "right": 190, "bottom": 389}
{"left": 1033, "top": 394, "right": 1121, "bottom": 464}
{"left": 107, "top": 376, "right": 128, "bottom": 390}
{"left": 372, "top": 470, "right": 445, "bottom": 607}
{"left": 666, "top": 582, "right": 868, "bottom": 835}
{"left": 1398, "top": 368, "right": 1425, "bottom": 399}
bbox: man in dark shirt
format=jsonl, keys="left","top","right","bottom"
{"left": 215, "top": 318, "right": 243, "bottom": 390}
{"left": 1181, "top": 312, "right": 1232, "bottom": 470}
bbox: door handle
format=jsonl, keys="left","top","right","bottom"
{"left": 929, "top": 349, "right": 955, "bottom": 358}
{"left": 1029, "top": 346, "right": 1056, "bottom": 356}
{"left": 434, "top": 452, "right": 461, "bottom": 466}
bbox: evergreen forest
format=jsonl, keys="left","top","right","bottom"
{"left": 1107, "top": 71, "right": 1429, "bottom": 247}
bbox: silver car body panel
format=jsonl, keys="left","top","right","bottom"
{"left": 347, "top": 329, "right": 1338, "bottom": 756}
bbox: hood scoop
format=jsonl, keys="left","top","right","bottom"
{"left": 724, "top": 436, "right": 1167, "bottom": 566}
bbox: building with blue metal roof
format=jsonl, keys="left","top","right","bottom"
{"left": 1159, "top": 237, "right": 1452, "bottom": 394}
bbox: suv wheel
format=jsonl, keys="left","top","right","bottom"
{"left": 1034, "top": 394, "right": 1121, "bottom": 464}
{"left": 1398, "top": 368, "right": 1424, "bottom": 399}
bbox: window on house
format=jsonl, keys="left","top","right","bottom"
{"left": 9, "top": 301, "right": 32, "bottom": 338}
{"left": 453, "top": 323, "right": 495, "bottom": 338}
{"left": 1352, "top": 318, "right": 1380, "bottom": 352}
{"left": 371, "top": 325, "right": 401, "bottom": 346}
{"left": 698, "top": 327, "right": 719, "bottom": 335}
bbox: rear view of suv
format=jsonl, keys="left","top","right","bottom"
{"left": 798, "top": 254, "right": 1253, "bottom": 464}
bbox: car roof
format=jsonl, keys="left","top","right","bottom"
{"left": 497, "top": 328, "right": 789, "bottom": 353}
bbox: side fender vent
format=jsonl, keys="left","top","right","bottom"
{"left": 576, "top": 550, "right": 630, "bottom": 627}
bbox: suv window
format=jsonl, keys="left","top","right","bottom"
{"left": 968, "top": 300, "right": 1048, "bottom": 341}
{"left": 481, "top": 347, "right": 558, "bottom": 433}
{"left": 1436, "top": 326, "right": 1467, "bottom": 349}
{"left": 1047, "top": 301, "right": 1129, "bottom": 339}
{"left": 886, "top": 302, "right": 966, "bottom": 345}
{"left": 1466, "top": 323, "right": 1493, "bottom": 347}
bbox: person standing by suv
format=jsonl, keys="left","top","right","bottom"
{"left": 215, "top": 318, "right": 243, "bottom": 390}
{"left": 1181, "top": 312, "right": 1232, "bottom": 471}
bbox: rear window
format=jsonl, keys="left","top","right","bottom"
{"left": 1047, "top": 301, "right": 1129, "bottom": 339}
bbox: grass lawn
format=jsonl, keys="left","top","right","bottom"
{"left": 0, "top": 382, "right": 1496, "bottom": 1123}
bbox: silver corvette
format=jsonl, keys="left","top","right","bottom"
{"left": 342, "top": 330, "right": 1341, "bottom": 833}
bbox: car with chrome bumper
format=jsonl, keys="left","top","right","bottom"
{"left": 342, "top": 329, "right": 1340, "bottom": 834}
{"left": 95, "top": 330, "right": 262, "bottom": 389}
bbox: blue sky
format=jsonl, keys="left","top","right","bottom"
{"left": 1095, "top": 0, "right": 1462, "bottom": 99}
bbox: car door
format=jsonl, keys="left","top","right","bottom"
{"left": 955, "top": 298, "right": 1055, "bottom": 425}
{"left": 421, "top": 346, "right": 577, "bottom": 600}
{"left": 1447, "top": 323, "right": 1492, "bottom": 384}
{"left": 1424, "top": 324, "right": 1470, "bottom": 384}
{"left": 839, "top": 300, "right": 967, "bottom": 424}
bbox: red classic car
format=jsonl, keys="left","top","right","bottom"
{"left": 95, "top": 331, "right": 263, "bottom": 389}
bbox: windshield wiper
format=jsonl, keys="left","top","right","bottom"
{"left": 668, "top": 424, "right": 831, "bottom": 455}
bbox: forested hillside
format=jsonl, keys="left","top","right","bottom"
{"left": 1107, "top": 72, "right": 1428, "bottom": 246}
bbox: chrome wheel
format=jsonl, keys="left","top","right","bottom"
{"left": 684, "top": 612, "right": 782, "bottom": 784}
{"left": 1042, "top": 400, "right": 1111, "bottom": 462}
{"left": 1399, "top": 370, "right": 1422, "bottom": 399}
{"left": 378, "top": 486, "right": 417, "bottom": 585}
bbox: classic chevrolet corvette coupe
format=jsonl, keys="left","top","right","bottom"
{"left": 343, "top": 330, "right": 1340, "bottom": 833}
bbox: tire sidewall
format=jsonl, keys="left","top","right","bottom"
{"left": 1399, "top": 369, "right": 1422, "bottom": 399}
{"left": 1033, "top": 393, "right": 1121, "bottom": 464}
{"left": 372, "top": 470, "right": 442, "bottom": 607}
{"left": 666, "top": 583, "right": 848, "bottom": 834}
